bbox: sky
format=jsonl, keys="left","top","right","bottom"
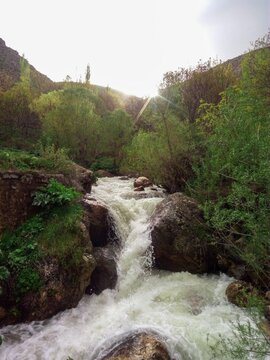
{"left": 1, "top": 0, "right": 269, "bottom": 97}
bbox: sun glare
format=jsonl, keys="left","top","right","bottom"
{"left": 147, "top": 87, "right": 159, "bottom": 98}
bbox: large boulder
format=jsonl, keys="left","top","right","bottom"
{"left": 69, "top": 163, "right": 93, "bottom": 193}
{"left": 82, "top": 196, "right": 117, "bottom": 247}
{"left": 0, "top": 218, "right": 96, "bottom": 326}
{"left": 150, "top": 192, "right": 216, "bottom": 273}
{"left": 86, "top": 247, "right": 117, "bottom": 295}
{"left": 134, "top": 176, "right": 152, "bottom": 188}
{"left": 98, "top": 332, "right": 171, "bottom": 360}
{"left": 19, "top": 253, "right": 95, "bottom": 323}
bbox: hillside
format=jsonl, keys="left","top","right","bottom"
{"left": 222, "top": 45, "right": 270, "bottom": 76}
{"left": 0, "top": 38, "right": 56, "bottom": 94}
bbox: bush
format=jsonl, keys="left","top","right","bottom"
{"left": 36, "top": 203, "right": 84, "bottom": 266}
{"left": 0, "top": 146, "right": 72, "bottom": 173}
{"left": 32, "top": 179, "right": 80, "bottom": 209}
{"left": 0, "top": 215, "right": 43, "bottom": 298}
{"left": 121, "top": 117, "right": 201, "bottom": 191}
{"left": 90, "top": 157, "right": 116, "bottom": 173}
{"left": 209, "top": 293, "right": 270, "bottom": 359}
{"left": 35, "top": 144, "right": 72, "bottom": 173}
{"left": 192, "top": 79, "right": 270, "bottom": 281}
{"left": 16, "top": 269, "right": 42, "bottom": 295}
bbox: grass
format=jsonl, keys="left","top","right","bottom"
{"left": 0, "top": 145, "right": 72, "bottom": 173}
{"left": 36, "top": 204, "right": 85, "bottom": 266}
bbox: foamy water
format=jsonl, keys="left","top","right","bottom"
{"left": 0, "top": 177, "right": 249, "bottom": 359}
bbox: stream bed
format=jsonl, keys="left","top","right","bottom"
{"left": 0, "top": 177, "right": 249, "bottom": 359}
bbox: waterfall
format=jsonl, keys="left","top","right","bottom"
{"left": 0, "top": 177, "right": 249, "bottom": 360}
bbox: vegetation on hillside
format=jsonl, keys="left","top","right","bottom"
{"left": 0, "top": 58, "right": 136, "bottom": 172}
{"left": 0, "top": 146, "right": 72, "bottom": 173}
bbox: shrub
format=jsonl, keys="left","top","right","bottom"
{"left": 15, "top": 269, "right": 42, "bottom": 295}
{"left": 0, "top": 266, "right": 10, "bottom": 282}
{"left": 32, "top": 179, "right": 80, "bottom": 209}
{"left": 0, "top": 215, "right": 43, "bottom": 300}
{"left": 36, "top": 203, "right": 84, "bottom": 266}
{"left": 121, "top": 118, "right": 201, "bottom": 192}
{"left": 0, "top": 147, "right": 72, "bottom": 173}
{"left": 209, "top": 294, "right": 270, "bottom": 359}
{"left": 35, "top": 144, "right": 72, "bottom": 173}
{"left": 192, "top": 79, "right": 270, "bottom": 282}
{"left": 90, "top": 157, "right": 116, "bottom": 173}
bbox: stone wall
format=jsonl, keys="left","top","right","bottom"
{"left": 0, "top": 166, "right": 93, "bottom": 234}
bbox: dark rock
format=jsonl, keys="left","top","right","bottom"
{"left": 265, "top": 291, "right": 270, "bottom": 302}
{"left": 19, "top": 253, "right": 95, "bottom": 323}
{"left": 227, "top": 264, "right": 247, "bottom": 280}
{"left": 86, "top": 247, "right": 117, "bottom": 295}
{"left": 0, "top": 307, "right": 6, "bottom": 320}
{"left": 134, "top": 186, "right": 145, "bottom": 192}
{"left": 134, "top": 176, "right": 152, "bottom": 188}
{"left": 98, "top": 331, "right": 171, "bottom": 360}
{"left": 82, "top": 197, "right": 117, "bottom": 247}
{"left": 70, "top": 164, "right": 93, "bottom": 193}
{"left": 226, "top": 280, "right": 257, "bottom": 307}
{"left": 150, "top": 192, "right": 216, "bottom": 273}
{"left": 123, "top": 192, "right": 166, "bottom": 200}
{"left": 96, "top": 170, "right": 114, "bottom": 177}
{"left": 264, "top": 306, "right": 270, "bottom": 322}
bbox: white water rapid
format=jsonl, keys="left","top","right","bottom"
{"left": 0, "top": 177, "right": 250, "bottom": 360}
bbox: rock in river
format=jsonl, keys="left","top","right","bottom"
{"left": 150, "top": 192, "right": 216, "bottom": 273}
{"left": 98, "top": 331, "right": 171, "bottom": 360}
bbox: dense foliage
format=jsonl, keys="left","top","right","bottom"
{"left": 192, "top": 44, "right": 270, "bottom": 282}
{"left": 0, "top": 146, "right": 71, "bottom": 172}
{"left": 0, "top": 61, "right": 135, "bottom": 171}
{"left": 193, "top": 85, "right": 270, "bottom": 277}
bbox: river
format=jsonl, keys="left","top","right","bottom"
{"left": 0, "top": 177, "right": 249, "bottom": 359}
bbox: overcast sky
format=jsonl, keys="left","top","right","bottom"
{"left": 1, "top": 0, "right": 269, "bottom": 96}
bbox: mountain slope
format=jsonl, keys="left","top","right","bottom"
{"left": 0, "top": 38, "right": 56, "bottom": 93}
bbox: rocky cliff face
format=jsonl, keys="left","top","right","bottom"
{"left": 0, "top": 165, "right": 97, "bottom": 326}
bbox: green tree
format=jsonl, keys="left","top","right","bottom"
{"left": 161, "top": 58, "right": 237, "bottom": 123}
{"left": 0, "top": 58, "right": 40, "bottom": 149}
{"left": 33, "top": 86, "right": 102, "bottom": 165}
{"left": 85, "top": 64, "right": 91, "bottom": 85}
{"left": 121, "top": 107, "right": 198, "bottom": 191}
{"left": 101, "top": 109, "right": 133, "bottom": 169}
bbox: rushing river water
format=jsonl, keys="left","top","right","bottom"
{"left": 0, "top": 177, "right": 250, "bottom": 360}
